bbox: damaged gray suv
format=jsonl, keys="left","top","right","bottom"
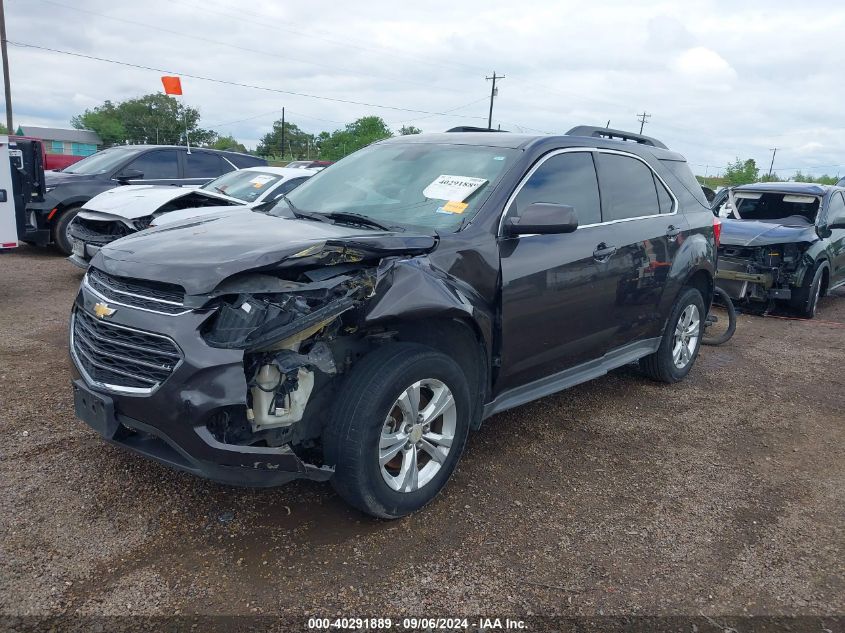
{"left": 70, "top": 127, "right": 717, "bottom": 518}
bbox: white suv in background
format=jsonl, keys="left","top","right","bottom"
{"left": 67, "top": 166, "right": 318, "bottom": 268}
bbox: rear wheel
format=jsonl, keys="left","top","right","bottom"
{"left": 640, "top": 287, "right": 705, "bottom": 383}
{"left": 51, "top": 205, "right": 81, "bottom": 255}
{"left": 323, "top": 343, "right": 471, "bottom": 519}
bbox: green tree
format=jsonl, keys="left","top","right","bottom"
{"left": 398, "top": 125, "right": 422, "bottom": 135}
{"left": 211, "top": 134, "right": 247, "bottom": 153}
{"left": 256, "top": 120, "right": 314, "bottom": 158}
{"left": 71, "top": 93, "right": 216, "bottom": 147}
{"left": 318, "top": 116, "right": 393, "bottom": 160}
{"left": 723, "top": 158, "right": 759, "bottom": 186}
{"left": 791, "top": 171, "right": 838, "bottom": 185}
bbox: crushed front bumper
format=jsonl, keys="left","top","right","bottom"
{"left": 69, "top": 279, "right": 333, "bottom": 487}
{"left": 715, "top": 261, "right": 793, "bottom": 302}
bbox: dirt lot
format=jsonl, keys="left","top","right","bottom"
{"left": 1, "top": 245, "right": 843, "bottom": 624}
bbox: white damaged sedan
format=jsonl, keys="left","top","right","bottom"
{"left": 67, "top": 166, "right": 319, "bottom": 267}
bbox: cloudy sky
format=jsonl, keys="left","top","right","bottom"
{"left": 6, "top": 0, "right": 845, "bottom": 177}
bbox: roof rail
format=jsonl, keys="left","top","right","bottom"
{"left": 445, "top": 126, "right": 508, "bottom": 133}
{"left": 565, "top": 126, "right": 668, "bottom": 149}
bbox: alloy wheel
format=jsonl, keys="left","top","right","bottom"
{"left": 672, "top": 304, "right": 700, "bottom": 369}
{"left": 379, "top": 379, "right": 457, "bottom": 493}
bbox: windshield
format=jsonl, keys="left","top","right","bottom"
{"left": 201, "top": 170, "right": 283, "bottom": 202}
{"left": 62, "top": 147, "right": 144, "bottom": 175}
{"left": 278, "top": 143, "right": 517, "bottom": 231}
{"left": 731, "top": 191, "right": 820, "bottom": 225}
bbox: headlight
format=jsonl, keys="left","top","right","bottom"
{"left": 45, "top": 186, "right": 55, "bottom": 193}
{"left": 202, "top": 292, "right": 354, "bottom": 351}
{"left": 134, "top": 215, "right": 154, "bottom": 231}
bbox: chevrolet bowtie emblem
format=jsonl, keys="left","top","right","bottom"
{"left": 93, "top": 302, "right": 116, "bottom": 319}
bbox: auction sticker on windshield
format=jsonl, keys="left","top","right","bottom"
{"left": 436, "top": 200, "right": 468, "bottom": 215}
{"left": 249, "top": 174, "right": 275, "bottom": 188}
{"left": 423, "top": 175, "right": 487, "bottom": 201}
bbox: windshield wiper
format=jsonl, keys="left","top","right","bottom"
{"left": 277, "top": 195, "right": 333, "bottom": 223}
{"left": 319, "top": 212, "right": 397, "bottom": 231}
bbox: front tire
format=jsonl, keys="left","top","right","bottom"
{"left": 792, "top": 264, "right": 825, "bottom": 319}
{"left": 52, "top": 206, "right": 81, "bottom": 255}
{"left": 640, "top": 287, "right": 705, "bottom": 383}
{"left": 323, "top": 343, "right": 471, "bottom": 519}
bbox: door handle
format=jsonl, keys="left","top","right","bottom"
{"left": 666, "top": 225, "right": 682, "bottom": 239}
{"left": 593, "top": 243, "right": 617, "bottom": 261}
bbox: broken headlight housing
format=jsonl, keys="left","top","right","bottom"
{"left": 202, "top": 292, "right": 355, "bottom": 350}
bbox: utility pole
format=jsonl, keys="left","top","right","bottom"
{"left": 768, "top": 147, "right": 778, "bottom": 177}
{"left": 636, "top": 111, "right": 651, "bottom": 134}
{"left": 486, "top": 72, "right": 504, "bottom": 130}
{"left": 280, "top": 107, "right": 285, "bottom": 161}
{"left": 0, "top": 0, "right": 13, "bottom": 133}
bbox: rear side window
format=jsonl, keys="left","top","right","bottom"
{"left": 185, "top": 152, "right": 225, "bottom": 178}
{"left": 274, "top": 177, "right": 308, "bottom": 196}
{"left": 227, "top": 153, "right": 267, "bottom": 168}
{"left": 125, "top": 150, "right": 179, "bottom": 180}
{"left": 596, "top": 153, "right": 660, "bottom": 221}
{"left": 512, "top": 151, "right": 601, "bottom": 225}
{"left": 655, "top": 176, "right": 674, "bottom": 213}
{"left": 659, "top": 159, "right": 710, "bottom": 210}
{"left": 827, "top": 191, "right": 845, "bottom": 225}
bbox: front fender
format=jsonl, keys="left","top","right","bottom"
{"left": 363, "top": 257, "right": 495, "bottom": 359}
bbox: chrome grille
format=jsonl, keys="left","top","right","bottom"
{"left": 86, "top": 268, "right": 188, "bottom": 315}
{"left": 72, "top": 309, "right": 182, "bottom": 392}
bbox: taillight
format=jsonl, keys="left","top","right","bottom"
{"left": 713, "top": 217, "right": 722, "bottom": 247}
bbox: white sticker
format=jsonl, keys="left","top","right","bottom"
{"left": 249, "top": 175, "right": 275, "bottom": 186}
{"left": 423, "top": 175, "right": 487, "bottom": 202}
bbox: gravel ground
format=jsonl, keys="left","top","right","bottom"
{"left": 0, "top": 245, "right": 843, "bottom": 624}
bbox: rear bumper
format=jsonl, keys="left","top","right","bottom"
{"left": 23, "top": 199, "right": 57, "bottom": 246}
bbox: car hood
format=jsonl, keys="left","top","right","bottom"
{"left": 83, "top": 185, "right": 239, "bottom": 219}
{"left": 45, "top": 170, "right": 95, "bottom": 187}
{"left": 92, "top": 212, "right": 438, "bottom": 295}
{"left": 719, "top": 219, "right": 819, "bottom": 247}
{"left": 150, "top": 205, "right": 251, "bottom": 227}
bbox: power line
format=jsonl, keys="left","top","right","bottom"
{"left": 34, "top": 0, "right": 437, "bottom": 91}
{"left": 6, "top": 40, "right": 490, "bottom": 118}
{"left": 173, "top": 0, "right": 491, "bottom": 77}
{"left": 208, "top": 109, "right": 283, "bottom": 128}
{"left": 387, "top": 96, "right": 489, "bottom": 126}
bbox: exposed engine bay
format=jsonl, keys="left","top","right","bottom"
{"left": 198, "top": 261, "right": 379, "bottom": 456}
{"left": 716, "top": 241, "right": 812, "bottom": 303}
{"left": 715, "top": 189, "right": 821, "bottom": 307}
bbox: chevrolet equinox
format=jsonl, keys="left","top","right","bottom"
{"left": 70, "top": 127, "right": 718, "bottom": 518}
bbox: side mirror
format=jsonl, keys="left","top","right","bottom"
{"left": 504, "top": 203, "right": 579, "bottom": 236}
{"left": 115, "top": 168, "right": 144, "bottom": 183}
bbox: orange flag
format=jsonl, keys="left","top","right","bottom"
{"left": 161, "top": 76, "right": 183, "bottom": 96}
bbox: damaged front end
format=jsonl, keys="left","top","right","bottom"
{"left": 716, "top": 242, "right": 812, "bottom": 304}
{"left": 199, "top": 264, "right": 376, "bottom": 452}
